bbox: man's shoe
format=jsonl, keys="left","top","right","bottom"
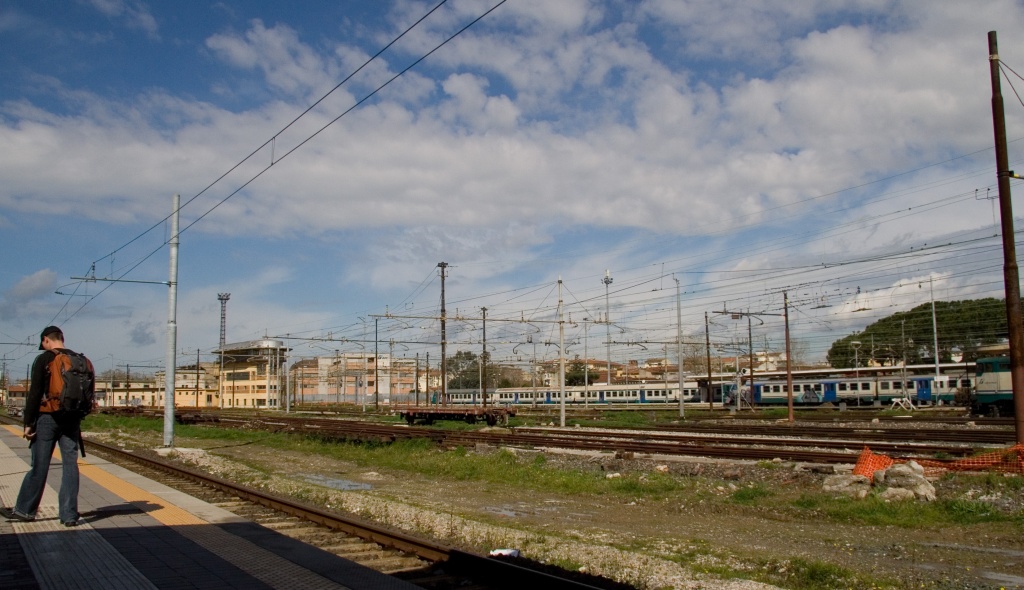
{"left": 61, "top": 518, "right": 83, "bottom": 527}
{"left": 0, "top": 507, "right": 35, "bottom": 522}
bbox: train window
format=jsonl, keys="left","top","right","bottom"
{"left": 861, "top": 383, "right": 871, "bottom": 390}
{"left": 814, "top": 383, "right": 822, "bottom": 391}
{"left": 838, "top": 383, "right": 847, "bottom": 391}
{"left": 907, "top": 382, "right": 915, "bottom": 389}
{"left": 960, "top": 379, "right": 971, "bottom": 388}
{"left": 880, "top": 382, "right": 890, "bottom": 390}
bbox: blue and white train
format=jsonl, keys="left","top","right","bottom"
{"left": 751, "top": 374, "right": 970, "bottom": 406}
{"left": 443, "top": 369, "right": 974, "bottom": 408}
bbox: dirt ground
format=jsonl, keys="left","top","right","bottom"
{"left": 175, "top": 437, "right": 1024, "bottom": 590}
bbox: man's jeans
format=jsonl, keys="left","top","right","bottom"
{"left": 15, "top": 413, "right": 80, "bottom": 523}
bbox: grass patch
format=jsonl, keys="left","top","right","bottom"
{"left": 790, "top": 492, "right": 1020, "bottom": 526}
{"left": 757, "top": 557, "right": 869, "bottom": 589}
{"left": 752, "top": 407, "right": 791, "bottom": 420}
{"left": 664, "top": 540, "right": 883, "bottom": 589}
{"left": 944, "top": 469, "right": 1024, "bottom": 492}
{"left": 730, "top": 484, "right": 773, "bottom": 505}
{"left": 224, "top": 428, "right": 692, "bottom": 498}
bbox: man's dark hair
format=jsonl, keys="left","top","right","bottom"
{"left": 39, "top": 326, "right": 64, "bottom": 349}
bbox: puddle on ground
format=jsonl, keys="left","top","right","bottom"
{"left": 299, "top": 473, "right": 372, "bottom": 491}
{"left": 982, "top": 571, "right": 1024, "bottom": 586}
{"left": 485, "top": 506, "right": 519, "bottom": 517}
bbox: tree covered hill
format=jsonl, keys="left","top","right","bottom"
{"left": 827, "top": 298, "right": 1011, "bottom": 368}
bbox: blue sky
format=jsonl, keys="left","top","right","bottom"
{"left": 2, "top": 0, "right": 1024, "bottom": 377}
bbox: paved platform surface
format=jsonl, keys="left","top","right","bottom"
{"left": 0, "top": 425, "right": 421, "bottom": 590}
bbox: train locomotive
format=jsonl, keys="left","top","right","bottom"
{"left": 972, "top": 356, "right": 1015, "bottom": 416}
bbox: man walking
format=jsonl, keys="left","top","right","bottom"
{"left": 1, "top": 326, "right": 93, "bottom": 526}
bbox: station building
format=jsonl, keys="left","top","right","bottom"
{"left": 288, "top": 352, "right": 421, "bottom": 406}
{"left": 215, "top": 339, "right": 289, "bottom": 409}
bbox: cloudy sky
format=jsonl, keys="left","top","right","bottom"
{"left": 2, "top": 0, "right": 1024, "bottom": 378}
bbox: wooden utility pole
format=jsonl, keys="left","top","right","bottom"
{"left": 989, "top": 31, "right": 1024, "bottom": 443}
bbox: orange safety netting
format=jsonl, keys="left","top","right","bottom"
{"left": 852, "top": 446, "right": 895, "bottom": 477}
{"left": 854, "top": 445, "right": 1024, "bottom": 477}
{"left": 917, "top": 444, "right": 1024, "bottom": 475}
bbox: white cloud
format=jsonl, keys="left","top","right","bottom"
{"left": 83, "top": 0, "right": 159, "bottom": 39}
{"left": 206, "top": 20, "right": 335, "bottom": 99}
{"left": 0, "top": 269, "right": 58, "bottom": 321}
{"left": 4, "top": 2, "right": 1024, "bottom": 364}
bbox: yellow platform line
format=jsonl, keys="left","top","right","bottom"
{"left": 2, "top": 424, "right": 357, "bottom": 589}
{"left": 2, "top": 424, "right": 204, "bottom": 526}
{"left": 78, "top": 463, "right": 206, "bottom": 526}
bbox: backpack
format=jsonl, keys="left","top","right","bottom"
{"left": 41, "top": 349, "right": 96, "bottom": 417}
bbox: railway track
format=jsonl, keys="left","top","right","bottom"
{"left": 97, "top": 408, "right": 1006, "bottom": 465}
{"left": 0, "top": 415, "right": 617, "bottom": 590}
{"left": 514, "top": 406, "right": 1015, "bottom": 425}
{"left": 519, "top": 425, "right": 991, "bottom": 456}
{"left": 206, "top": 414, "right": 970, "bottom": 465}
{"left": 651, "top": 422, "right": 1015, "bottom": 444}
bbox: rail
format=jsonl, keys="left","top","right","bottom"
{"left": 0, "top": 414, "right": 610, "bottom": 590}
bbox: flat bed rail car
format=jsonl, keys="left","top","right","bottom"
{"left": 393, "top": 404, "right": 515, "bottom": 426}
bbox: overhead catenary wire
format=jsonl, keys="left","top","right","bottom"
{"left": 90, "top": 0, "right": 455, "bottom": 270}
{"left": 52, "top": 0, "right": 510, "bottom": 326}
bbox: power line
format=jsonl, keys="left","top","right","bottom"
{"left": 90, "top": 0, "right": 455, "bottom": 270}
{"left": 54, "top": 0, "right": 510, "bottom": 325}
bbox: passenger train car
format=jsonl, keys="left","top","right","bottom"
{"left": 446, "top": 382, "right": 711, "bottom": 406}
{"left": 751, "top": 374, "right": 970, "bottom": 406}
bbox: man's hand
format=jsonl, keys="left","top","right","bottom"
{"left": 23, "top": 426, "right": 35, "bottom": 440}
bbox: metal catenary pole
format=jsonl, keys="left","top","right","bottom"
{"left": 163, "top": 193, "right": 179, "bottom": 447}
{"left": 438, "top": 262, "right": 448, "bottom": 405}
{"left": 784, "top": 291, "right": 794, "bottom": 423}
{"left": 675, "top": 277, "right": 684, "bottom": 418}
{"left": 558, "top": 278, "right": 566, "bottom": 427}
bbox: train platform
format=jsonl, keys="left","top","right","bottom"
{"left": 0, "top": 425, "right": 420, "bottom": 590}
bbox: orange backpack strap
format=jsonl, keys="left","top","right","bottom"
{"left": 40, "top": 352, "right": 66, "bottom": 413}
